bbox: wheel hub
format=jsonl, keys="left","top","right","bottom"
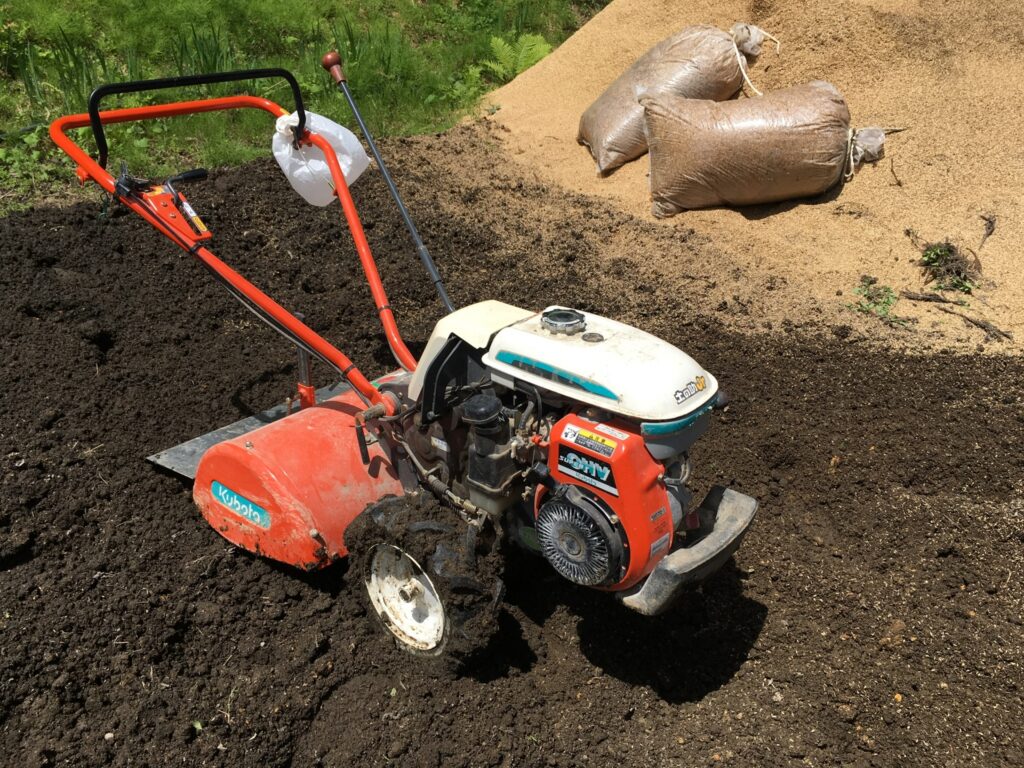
{"left": 364, "top": 544, "right": 446, "bottom": 652}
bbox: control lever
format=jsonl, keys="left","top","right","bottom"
{"left": 354, "top": 403, "right": 386, "bottom": 466}
{"left": 163, "top": 169, "right": 210, "bottom": 237}
{"left": 321, "top": 51, "right": 455, "bottom": 315}
{"left": 114, "top": 160, "right": 150, "bottom": 199}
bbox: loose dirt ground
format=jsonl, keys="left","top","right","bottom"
{"left": 2, "top": 126, "right": 1022, "bottom": 767}
{"left": 484, "top": 0, "right": 1024, "bottom": 348}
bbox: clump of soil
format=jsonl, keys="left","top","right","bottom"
{"left": 2, "top": 126, "right": 1023, "bottom": 767}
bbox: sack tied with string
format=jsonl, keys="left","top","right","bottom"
{"left": 578, "top": 24, "right": 772, "bottom": 175}
{"left": 642, "top": 80, "right": 885, "bottom": 217}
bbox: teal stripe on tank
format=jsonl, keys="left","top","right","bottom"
{"left": 494, "top": 351, "right": 619, "bottom": 401}
{"left": 640, "top": 397, "right": 717, "bottom": 436}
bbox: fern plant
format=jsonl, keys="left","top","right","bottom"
{"left": 482, "top": 33, "right": 551, "bottom": 83}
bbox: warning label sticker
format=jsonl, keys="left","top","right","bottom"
{"left": 561, "top": 424, "right": 617, "bottom": 457}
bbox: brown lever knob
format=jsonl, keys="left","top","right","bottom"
{"left": 321, "top": 51, "right": 346, "bottom": 84}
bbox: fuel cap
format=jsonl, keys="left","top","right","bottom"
{"left": 541, "top": 308, "right": 587, "bottom": 335}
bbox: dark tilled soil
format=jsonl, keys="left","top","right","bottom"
{"left": 1, "top": 126, "right": 1022, "bottom": 768}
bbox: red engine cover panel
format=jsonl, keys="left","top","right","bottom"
{"left": 542, "top": 413, "right": 673, "bottom": 590}
{"left": 193, "top": 390, "right": 403, "bottom": 570}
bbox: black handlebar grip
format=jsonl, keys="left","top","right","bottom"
{"left": 167, "top": 168, "right": 209, "bottom": 185}
{"left": 87, "top": 68, "right": 306, "bottom": 169}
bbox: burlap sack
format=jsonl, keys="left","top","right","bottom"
{"left": 643, "top": 81, "right": 852, "bottom": 216}
{"left": 577, "top": 25, "right": 745, "bottom": 176}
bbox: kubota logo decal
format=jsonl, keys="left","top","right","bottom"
{"left": 673, "top": 375, "right": 707, "bottom": 405}
{"left": 211, "top": 481, "right": 271, "bottom": 529}
{"left": 557, "top": 446, "right": 619, "bottom": 496}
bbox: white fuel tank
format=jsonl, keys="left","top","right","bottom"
{"left": 482, "top": 306, "right": 717, "bottom": 422}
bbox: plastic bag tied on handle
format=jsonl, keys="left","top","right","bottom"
{"left": 272, "top": 111, "right": 370, "bottom": 207}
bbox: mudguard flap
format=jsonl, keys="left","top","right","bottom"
{"left": 616, "top": 486, "right": 758, "bottom": 616}
{"left": 192, "top": 389, "right": 403, "bottom": 570}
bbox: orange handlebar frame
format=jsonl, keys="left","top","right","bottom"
{"left": 49, "top": 95, "right": 418, "bottom": 408}
{"left": 305, "top": 131, "right": 416, "bottom": 373}
{"left": 51, "top": 95, "right": 284, "bottom": 188}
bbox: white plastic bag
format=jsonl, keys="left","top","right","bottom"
{"left": 272, "top": 111, "right": 369, "bottom": 207}
{"left": 851, "top": 127, "right": 886, "bottom": 165}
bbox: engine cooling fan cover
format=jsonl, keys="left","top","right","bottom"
{"left": 536, "top": 492, "right": 625, "bottom": 586}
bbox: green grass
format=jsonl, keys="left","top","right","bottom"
{"left": 0, "top": 0, "right": 606, "bottom": 207}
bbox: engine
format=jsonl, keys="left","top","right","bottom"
{"left": 386, "top": 302, "right": 719, "bottom": 592}
{"left": 539, "top": 413, "right": 682, "bottom": 589}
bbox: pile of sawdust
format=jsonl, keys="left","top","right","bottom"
{"left": 484, "top": 0, "right": 1023, "bottom": 348}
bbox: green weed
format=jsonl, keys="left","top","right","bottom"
{"left": 482, "top": 33, "right": 552, "bottom": 83}
{"left": 850, "top": 275, "right": 908, "bottom": 326}
{"left": 0, "top": 125, "right": 67, "bottom": 199}
{"left": 173, "top": 25, "right": 237, "bottom": 79}
{"left": 919, "top": 241, "right": 978, "bottom": 294}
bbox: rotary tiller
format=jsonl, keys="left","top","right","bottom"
{"left": 50, "top": 53, "right": 758, "bottom": 658}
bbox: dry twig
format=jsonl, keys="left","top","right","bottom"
{"left": 935, "top": 306, "right": 1012, "bottom": 342}
{"left": 900, "top": 291, "right": 960, "bottom": 305}
{"left": 889, "top": 158, "right": 902, "bottom": 187}
{"left": 979, "top": 214, "right": 997, "bottom": 250}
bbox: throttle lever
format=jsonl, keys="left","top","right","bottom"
{"left": 114, "top": 160, "right": 150, "bottom": 199}
{"left": 162, "top": 170, "right": 210, "bottom": 238}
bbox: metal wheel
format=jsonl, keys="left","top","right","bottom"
{"left": 364, "top": 544, "right": 447, "bottom": 653}
{"left": 345, "top": 493, "right": 504, "bottom": 665}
